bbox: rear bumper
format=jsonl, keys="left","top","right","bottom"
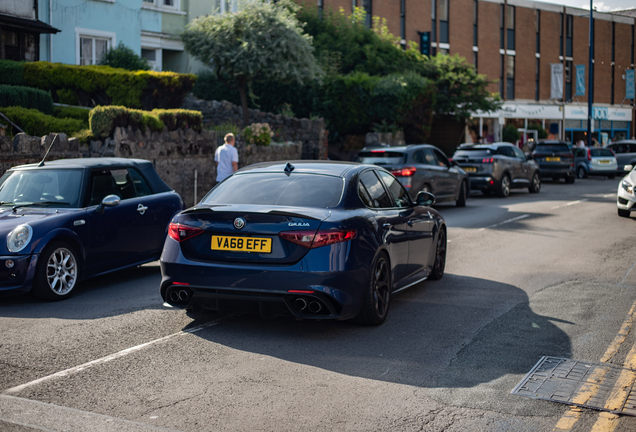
{"left": 159, "top": 243, "right": 368, "bottom": 320}
{"left": 539, "top": 166, "right": 574, "bottom": 177}
{"left": 468, "top": 176, "right": 496, "bottom": 190}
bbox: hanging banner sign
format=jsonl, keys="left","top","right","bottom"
{"left": 575, "top": 65, "right": 585, "bottom": 96}
{"left": 626, "top": 69, "right": 635, "bottom": 99}
{"left": 550, "top": 64, "right": 563, "bottom": 100}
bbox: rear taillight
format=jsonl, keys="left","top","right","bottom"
{"left": 482, "top": 158, "right": 494, "bottom": 163}
{"left": 279, "top": 230, "right": 357, "bottom": 249}
{"left": 168, "top": 223, "right": 204, "bottom": 242}
{"left": 587, "top": 148, "right": 592, "bottom": 161}
{"left": 390, "top": 167, "right": 417, "bottom": 177}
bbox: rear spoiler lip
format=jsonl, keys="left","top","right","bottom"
{"left": 182, "top": 204, "right": 333, "bottom": 221}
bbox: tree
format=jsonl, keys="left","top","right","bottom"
{"left": 420, "top": 54, "right": 501, "bottom": 120}
{"left": 98, "top": 43, "right": 150, "bottom": 71}
{"left": 181, "top": 0, "right": 323, "bottom": 126}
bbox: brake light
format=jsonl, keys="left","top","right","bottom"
{"left": 371, "top": 150, "right": 385, "bottom": 153}
{"left": 587, "top": 148, "right": 592, "bottom": 161}
{"left": 390, "top": 167, "right": 417, "bottom": 177}
{"left": 168, "top": 223, "right": 204, "bottom": 242}
{"left": 482, "top": 158, "right": 494, "bottom": 163}
{"left": 279, "top": 230, "right": 357, "bottom": 249}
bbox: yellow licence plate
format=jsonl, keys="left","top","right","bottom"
{"left": 464, "top": 167, "right": 477, "bottom": 173}
{"left": 599, "top": 160, "right": 611, "bottom": 164}
{"left": 546, "top": 157, "right": 561, "bottom": 162}
{"left": 211, "top": 236, "right": 272, "bottom": 253}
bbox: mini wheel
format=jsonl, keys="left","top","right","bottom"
{"left": 33, "top": 242, "right": 80, "bottom": 301}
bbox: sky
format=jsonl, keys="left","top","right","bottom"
{"left": 543, "top": 0, "right": 635, "bottom": 12}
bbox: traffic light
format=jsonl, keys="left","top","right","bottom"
{"left": 419, "top": 31, "right": 431, "bottom": 56}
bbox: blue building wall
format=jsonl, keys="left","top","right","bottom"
{"left": 38, "top": 0, "right": 162, "bottom": 64}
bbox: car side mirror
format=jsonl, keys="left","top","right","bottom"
{"left": 416, "top": 191, "right": 436, "bottom": 207}
{"left": 625, "top": 165, "right": 634, "bottom": 172}
{"left": 96, "top": 194, "right": 121, "bottom": 214}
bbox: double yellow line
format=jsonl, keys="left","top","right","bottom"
{"left": 553, "top": 302, "right": 636, "bottom": 432}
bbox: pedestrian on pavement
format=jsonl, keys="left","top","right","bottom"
{"left": 215, "top": 133, "right": 239, "bottom": 183}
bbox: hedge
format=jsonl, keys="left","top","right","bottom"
{"left": 89, "top": 106, "right": 202, "bottom": 139}
{"left": 0, "top": 60, "right": 26, "bottom": 86}
{"left": 53, "top": 105, "right": 91, "bottom": 125}
{"left": 0, "top": 106, "right": 85, "bottom": 137}
{"left": 0, "top": 60, "right": 197, "bottom": 110}
{"left": 0, "top": 84, "right": 53, "bottom": 114}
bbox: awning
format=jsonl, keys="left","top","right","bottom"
{"left": 0, "top": 13, "right": 60, "bottom": 34}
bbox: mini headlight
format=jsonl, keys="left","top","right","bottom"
{"left": 621, "top": 180, "right": 634, "bottom": 194}
{"left": 7, "top": 224, "right": 33, "bottom": 253}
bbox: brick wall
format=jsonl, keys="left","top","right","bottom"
{"left": 615, "top": 22, "right": 633, "bottom": 103}
{"left": 594, "top": 19, "right": 612, "bottom": 104}
{"left": 449, "top": 0, "right": 473, "bottom": 62}
{"left": 405, "top": 0, "right": 431, "bottom": 45}
{"left": 477, "top": 1, "right": 501, "bottom": 95}
{"left": 515, "top": 7, "right": 537, "bottom": 101}
{"left": 539, "top": 10, "right": 561, "bottom": 101}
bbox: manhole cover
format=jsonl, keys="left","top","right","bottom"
{"left": 512, "top": 356, "right": 636, "bottom": 415}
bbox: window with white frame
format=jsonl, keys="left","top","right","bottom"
{"left": 212, "top": 0, "right": 238, "bottom": 14}
{"left": 76, "top": 29, "right": 116, "bottom": 66}
{"left": 142, "top": 0, "right": 180, "bottom": 10}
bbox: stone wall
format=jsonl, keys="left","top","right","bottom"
{"left": 182, "top": 95, "right": 328, "bottom": 160}
{"left": 1, "top": 129, "right": 303, "bottom": 208}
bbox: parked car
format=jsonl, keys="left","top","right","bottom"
{"left": 617, "top": 165, "right": 636, "bottom": 217}
{"left": 354, "top": 144, "right": 470, "bottom": 207}
{"left": 608, "top": 140, "right": 636, "bottom": 174}
{"left": 160, "top": 161, "right": 447, "bottom": 326}
{"left": 529, "top": 140, "right": 576, "bottom": 183}
{"left": 0, "top": 158, "right": 184, "bottom": 300}
{"left": 573, "top": 147, "right": 617, "bottom": 179}
{"left": 451, "top": 142, "right": 541, "bottom": 197}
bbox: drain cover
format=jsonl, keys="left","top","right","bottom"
{"left": 512, "top": 356, "right": 636, "bottom": 415}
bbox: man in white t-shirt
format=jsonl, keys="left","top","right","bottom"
{"left": 214, "top": 133, "right": 239, "bottom": 183}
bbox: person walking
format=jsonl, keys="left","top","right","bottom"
{"left": 215, "top": 133, "right": 239, "bottom": 183}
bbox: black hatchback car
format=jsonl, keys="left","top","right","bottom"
{"left": 355, "top": 144, "right": 470, "bottom": 207}
{"left": 451, "top": 142, "right": 541, "bottom": 197}
{"left": 529, "top": 140, "right": 576, "bottom": 183}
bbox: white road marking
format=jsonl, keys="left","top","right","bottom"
{"left": 479, "top": 214, "right": 530, "bottom": 231}
{"left": 551, "top": 199, "right": 589, "bottom": 210}
{"left": 3, "top": 320, "right": 222, "bottom": 395}
{"left": 604, "top": 193, "right": 617, "bottom": 198}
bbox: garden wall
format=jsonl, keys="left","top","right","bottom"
{"left": 1, "top": 130, "right": 303, "bottom": 208}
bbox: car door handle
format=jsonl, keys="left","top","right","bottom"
{"left": 383, "top": 223, "right": 391, "bottom": 229}
{"left": 137, "top": 204, "right": 148, "bottom": 215}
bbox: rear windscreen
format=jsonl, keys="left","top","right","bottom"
{"left": 203, "top": 173, "right": 344, "bottom": 208}
{"left": 535, "top": 144, "right": 570, "bottom": 153}
{"left": 453, "top": 149, "right": 492, "bottom": 158}
{"left": 355, "top": 151, "right": 407, "bottom": 165}
{"left": 590, "top": 148, "right": 614, "bottom": 157}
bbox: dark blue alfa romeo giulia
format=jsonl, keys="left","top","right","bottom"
{"left": 0, "top": 158, "right": 184, "bottom": 300}
{"left": 160, "top": 161, "right": 446, "bottom": 325}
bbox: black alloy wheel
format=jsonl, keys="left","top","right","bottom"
{"left": 498, "top": 174, "right": 511, "bottom": 197}
{"left": 430, "top": 228, "right": 446, "bottom": 280}
{"left": 456, "top": 181, "right": 467, "bottom": 207}
{"left": 33, "top": 241, "right": 80, "bottom": 301}
{"left": 356, "top": 253, "right": 391, "bottom": 326}
{"left": 528, "top": 172, "right": 541, "bottom": 193}
{"left": 577, "top": 166, "right": 587, "bottom": 179}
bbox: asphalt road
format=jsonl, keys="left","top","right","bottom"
{"left": 2, "top": 176, "right": 636, "bottom": 432}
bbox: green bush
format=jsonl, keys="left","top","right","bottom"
{"left": 0, "top": 84, "right": 53, "bottom": 114}
{"left": 502, "top": 124, "right": 520, "bottom": 143}
{"left": 53, "top": 105, "right": 91, "bottom": 125}
{"left": 152, "top": 109, "right": 202, "bottom": 132}
{"left": 98, "top": 43, "right": 151, "bottom": 71}
{"left": 71, "top": 128, "right": 94, "bottom": 144}
{"left": 89, "top": 106, "right": 202, "bottom": 138}
{"left": 0, "top": 106, "right": 85, "bottom": 137}
{"left": 527, "top": 123, "right": 548, "bottom": 139}
{"left": 0, "top": 60, "right": 26, "bottom": 86}
{"left": 0, "top": 61, "right": 196, "bottom": 110}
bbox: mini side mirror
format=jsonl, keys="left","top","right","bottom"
{"left": 625, "top": 165, "right": 634, "bottom": 172}
{"left": 416, "top": 191, "right": 436, "bottom": 207}
{"left": 96, "top": 194, "right": 121, "bottom": 214}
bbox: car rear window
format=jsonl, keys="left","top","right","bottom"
{"left": 203, "top": 173, "right": 344, "bottom": 208}
{"left": 452, "top": 149, "right": 492, "bottom": 158}
{"left": 591, "top": 148, "right": 614, "bottom": 157}
{"left": 535, "top": 144, "right": 570, "bottom": 153}
{"left": 355, "top": 151, "right": 407, "bottom": 165}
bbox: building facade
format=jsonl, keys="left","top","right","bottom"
{"left": 34, "top": 0, "right": 250, "bottom": 74}
{"left": 300, "top": 0, "right": 636, "bottom": 143}
{"left": 0, "top": 0, "right": 59, "bottom": 62}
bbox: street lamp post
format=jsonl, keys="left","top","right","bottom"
{"left": 587, "top": 0, "right": 594, "bottom": 146}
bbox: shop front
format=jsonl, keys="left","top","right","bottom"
{"left": 470, "top": 103, "right": 633, "bottom": 146}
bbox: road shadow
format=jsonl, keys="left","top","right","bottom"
{"left": 187, "top": 274, "right": 572, "bottom": 414}
{"left": 0, "top": 263, "right": 164, "bottom": 319}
